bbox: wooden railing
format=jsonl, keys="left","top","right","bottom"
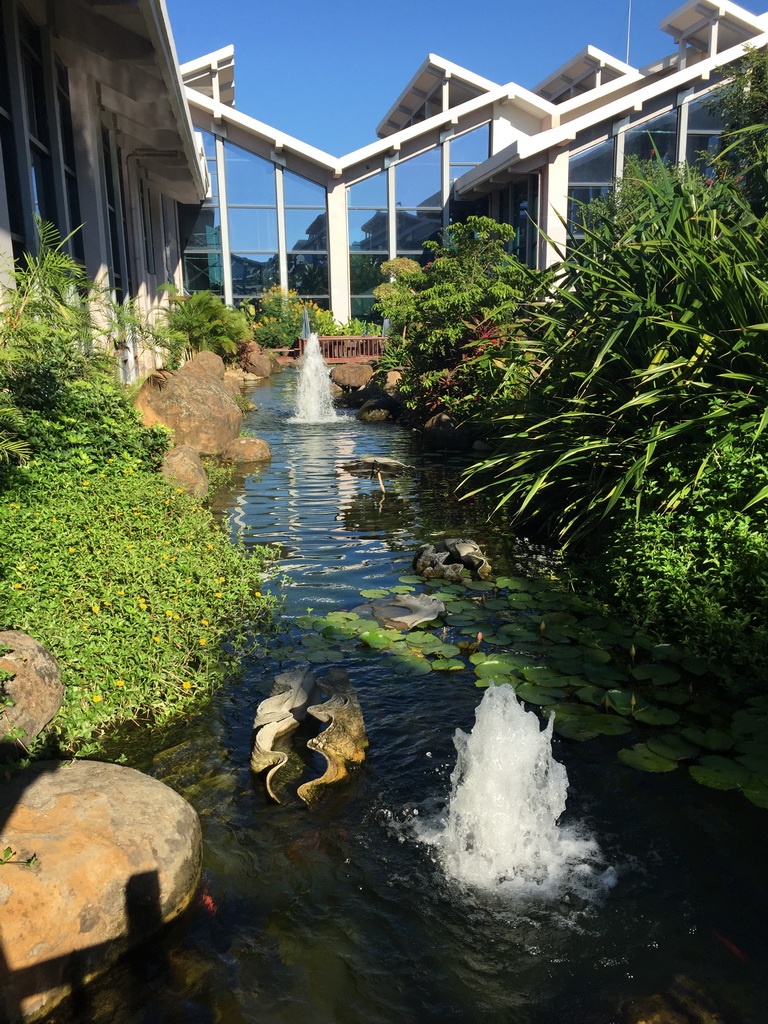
{"left": 296, "top": 335, "right": 388, "bottom": 362}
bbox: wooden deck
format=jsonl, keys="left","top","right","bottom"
{"left": 296, "top": 335, "right": 388, "bottom": 363}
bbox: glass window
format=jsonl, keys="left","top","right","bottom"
{"left": 396, "top": 149, "right": 442, "bottom": 208}
{"left": 450, "top": 125, "right": 489, "bottom": 165}
{"left": 348, "top": 173, "right": 387, "bottom": 208}
{"left": 350, "top": 253, "right": 388, "bottom": 295}
{"left": 686, "top": 97, "right": 723, "bottom": 132}
{"left": 179, "top": 204, "right": 221, "bottom": 249}
{"left": 200, "top": 130, "right": 216, "bottom": 159}
{"left": 206, "top": 162, "right": 218, "bottom": 201}
{"left": 352, "top": 296, "right": 377, "bottom": 317}
{"left": 686, "top": 134, "right": 719, "bottom": 173}
{"left": 623, "top": 110, "right": 677, "bottom": 164}
{"left": 396, "top": 209, "right": 442, "bottom": 249}
{"left": 231, "top": 253, "right": 279, "bottom": 295}
{"left": 348, "top": 209, "right": 388, "bottom": 252}
{"left": 184, "top": 253, "right": 223, "bottom": 293}
{"left": 287, "top": 254, "right": 328, "bottom": 294}
{"left": 227, "top": 206, "right": 278, "bottom": 251}
{"left": 224, "top": 143, "right": 276, "bottom": 205}
{"left": 285, "top": 210, "right": 327, "bottom": 251}
{"left": 284, "top": 170, "right": 325, "bottom": 207}
{"left": 568, "top": 185, "right": 612, "bottom": 229}
{"left": 569, "top": 139, "right": 615, "bottom": 184}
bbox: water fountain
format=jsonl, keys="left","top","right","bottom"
{"left": 425, "top": 684, "right": 605, "bottom": 892}
{"left": 292, "top": 333, "right": 338, "bottom": 423}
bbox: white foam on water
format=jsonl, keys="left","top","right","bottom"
{"left": 291, "top": 333, "right": 338, "bottom": 423}
{"left": 418, "top": 684, "right": 614, "bottom": 897}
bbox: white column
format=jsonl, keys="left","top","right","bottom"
{"left": 326, "top": 177, "right": 349, "bottom": 323}
{"left": 214, "top": 133, "right": 233, "bottom": 304}
{"left": 538, "top": 147, "right": 569, "bottom": 267}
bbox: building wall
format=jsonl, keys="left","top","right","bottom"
{"left": 0, "top": 0, "right": 203, "bottom": 379}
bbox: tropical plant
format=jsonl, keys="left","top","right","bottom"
{"left": 708, "top": 46, "right": 768, "bottom": 195}
{"left": 464, "top": 157, "right": 768, "bottom": 546}
{"left": 161, "top": 289, "right": 251, "bottom": 364}
{"left": 373, "top": 217, "right": 548, "bottom": 421}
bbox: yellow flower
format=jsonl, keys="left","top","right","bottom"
{"left": 82, "top": 481, "right": 89, "bottom": 487}
{"left": 173, "top": 614, "right": 180, "bottom": 620}
{"left": 199, "top": 638, "right": 207, "bottom": 645}
{"left": 12, "top": 583, "right": 22, "bottom": 590}
{"left": 92, "top": 694, "right": 102, "bottom": 702}
{"left": 165, "top": 610, "right": 173, "bottom": 617}
{"left": 201, "top": 619, "right": 209, "bottom": 625}
{"left": 126, "top": 545, "right": 134, "bottom": 550}
{"left": 68, "top": 547, "right": 76, "bottom": 553}
{"left": 103, "top": 601, "right": 111, "bottom": 606}
{"left": 214, "top": 592, "right": 222, "bottom": 598}
{"left": 108, "top": 458, "right": 114, "bottom": 462}
{"left": 91, "top": 604, "right": 99, "bottom": 613}
{"left": 182, "top": 681, "right": 192, "bottom": 690}
{"left": 153, "top": 636, "right": 161, "bottom": 643}
{"left": 115, "top": 680, "right": 125, "bottom": 687}
{"left": 118, "top": 590, "right": 124, "bottom": 596}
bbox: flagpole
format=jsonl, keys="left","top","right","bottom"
{"left": 626, "top": 0, "right": 633, "bottom": 64}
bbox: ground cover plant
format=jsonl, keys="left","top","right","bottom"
{"left": 0, "top": 464, "right": 276, "bottom": 758}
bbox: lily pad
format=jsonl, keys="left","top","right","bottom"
{"left": 519, "top": 666, "right": 567, "bottom": 687}
{"left": 326, "top": 611, "right": 361, "bottom": 622}
{"left": 474, "top": 655, "right": 531, "bottom": 677}
{"left": 681, "top": 655, "right": 710, "bottom": 676}
{"left": 589, "top": 715, "right": 633, "bottom": 736}
{"left": 389, "top": 585, "right": 416, "bottom": 595}
{"left": 619, "top": 744, "right": 677, "bottom": 772}
{"left": 681, "top": 727, "right": 734, "bottom": 752}
{"left": 360, "top": 589, "right": 389, "bottom": 599}
{"left": 735, "top": 751, "right": 768, "bottom": 776}
{"left": 359, "top": 629, "right": 400, "bottom": 649}
{"left": 651, "top": 643, "right": 683, "bottom": 663}
{"left": 632, "top": 663, "right": 681, "bottom": 686}
{"left": 632, "top": 705, "right": 680, "bottom": 726}
{"left": 549, "top": 702, "right": 598, "bottom": 718}
{"left": 306, "top": 649, "right": 344, "bottom": 664}
{"left": 690, "top": 756, "right": 751, "bottom": 791}
{"left": 431, "top": 658, "right": 465, "bottom": 671}
{"left": 604, "top": 689, "right": 636, "bottom": 716}
{"left": 646, "top": 734, "right": 699, "bottom": 761}
{"left": 494, "top": 576, "right": 529, "bottom": 590}
{"left": 507, "top": 592, "right": 534, "bottom": 608}
{"left": 553, "top": 718, "right": 601, "bottom": 742}
{"left": 475, "top": 675, "right": 515, "bottom": 688}
{"left": 391, "top": 656, "right": 433, "bottom": 676}
{"left": 742, "top": 778, "right": 768, "bottom": 808}
{"left": 654, "top": 686, "right": 693, "bottom": 706}
{"left": 300, "top": 634, "right": 328, "bottom": 649}
{"left": 731, "top": 709, "right": 768, "bottom": 738}
{"left": 583, "top": 663, "right": 628, "bottom": 687}
{"left": 576, "top": 685, "right": 607, "bottom": 707}
{"left": 322, "top": 625, "right": 357, "bottom": 641}
{"left": 398, "top": 575, "right": 423, "bottom": 584}
{"left": 463, "top": 581, "right": 496, "bottom": 592}
{"left": 515, "top": 683, "right": 561, "bottom": 706}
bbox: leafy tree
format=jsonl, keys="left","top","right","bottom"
{"left": 373, "top": 217, "right": 547, "bottom": 420}
{"left": 161, "top": 290, "right": 251, "bottom": 365}
{"left": 708, "top": 46, "right": 768, "bottom": 186}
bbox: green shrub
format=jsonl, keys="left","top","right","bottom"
{"left": 244, "top": 286, "right": 339, "bottom": 349}
{"left": 0, "top": 466, "right": 276, "bottom": 756}
{"left": 161, "top": 290, "right": 251, "bottom": 365}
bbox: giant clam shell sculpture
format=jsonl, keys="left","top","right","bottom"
{"left": 251, "top": 667, "right": 367, "bottom": 804}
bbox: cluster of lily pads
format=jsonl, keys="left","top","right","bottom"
{"left": 274, "top": 573, "right": 768, "bottom": 810}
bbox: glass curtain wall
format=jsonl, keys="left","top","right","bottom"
{"left": 448, "top": 124, "right": 490, "bottom": 223}
{"left": 567, "top": 137, "right": 616, "bottom": 242}
{"left": 226, "top": 142, "right": 279, "bottom": 304}
{"left": 395, "top": 147, "right": 442, "bottom": 265}
{"left": 347, "top": 171, "right": 387, "bottom": 318}
{"left": 285, "top": 169, "right": 329, "bottom": 307}
{"left": 180, "top": 130, "right": 223, "bottom": 293}
{"left": 684, "top": 97, "right": 723, "bottom": 172}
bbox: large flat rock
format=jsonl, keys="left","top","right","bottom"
{"left": 0, "top": 761, "right": 202, "bottom": 1022}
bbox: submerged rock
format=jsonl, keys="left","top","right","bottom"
{"left": 220, "top": 436, "right": 272, "bottom": 463}
{"left": 414, "top": 537, "right": 492, "bottom": 580}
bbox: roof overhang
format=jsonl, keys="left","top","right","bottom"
{"left": 181, "top": 46, "right": 235, "bottom": 107}
{"left": 51, "top": 0, "right": 207, "bottom": 203}
{"left": 376, "top": 54, "right": 500, "bottom": 138}
{"left": 456, "top": 23, "right": 768, "bottom": 195}
{"left": 533, "top": 46, "right": 636, "bottom": 103}
{"left": 661, "top": 0, "right": 766, "bottom": 53}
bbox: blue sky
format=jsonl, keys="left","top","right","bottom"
{"left": 166, "top": 0, "right": 766, "bottom": 157}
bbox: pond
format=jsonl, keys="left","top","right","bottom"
{"left": 56, "top": 369, "right": 767, "bottom": 1024}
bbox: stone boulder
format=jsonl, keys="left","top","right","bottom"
{"left": 177, "top": 350, "right": 225, "bottom": 380}
{"left": 241, "top": 342, "right": 273, "bottom": 378}
{"left": 422, "top": 412, "right": 471, "bottom": 451}
{"left": 220, "top": 437, "right": 272, "bottom": 463}
{"left": 0, "top": 632, "right": 63, "bottom": 757}
{"left": 0, "top": 760, "right": 202, "bottom": 1022}
{"left": 384, "top": 370, "right": 402, "bottom": 394}
{"left": 331, "top": 363, "right": 374, "bottom": 391}
{"left": 135, "top": 370, "right": 242, "bottom": 454}
{"left": 161, "top": 445, "right": 209, "bottom": 498}
{"left": 356, "top": 395, "right": 402, "bottom": 423}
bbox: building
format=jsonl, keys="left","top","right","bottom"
{"left": 1, "top": 0, "right": 767, "bottom": 374}
{"left": 0, "top": 0, "right": 207, "bottom": 376}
